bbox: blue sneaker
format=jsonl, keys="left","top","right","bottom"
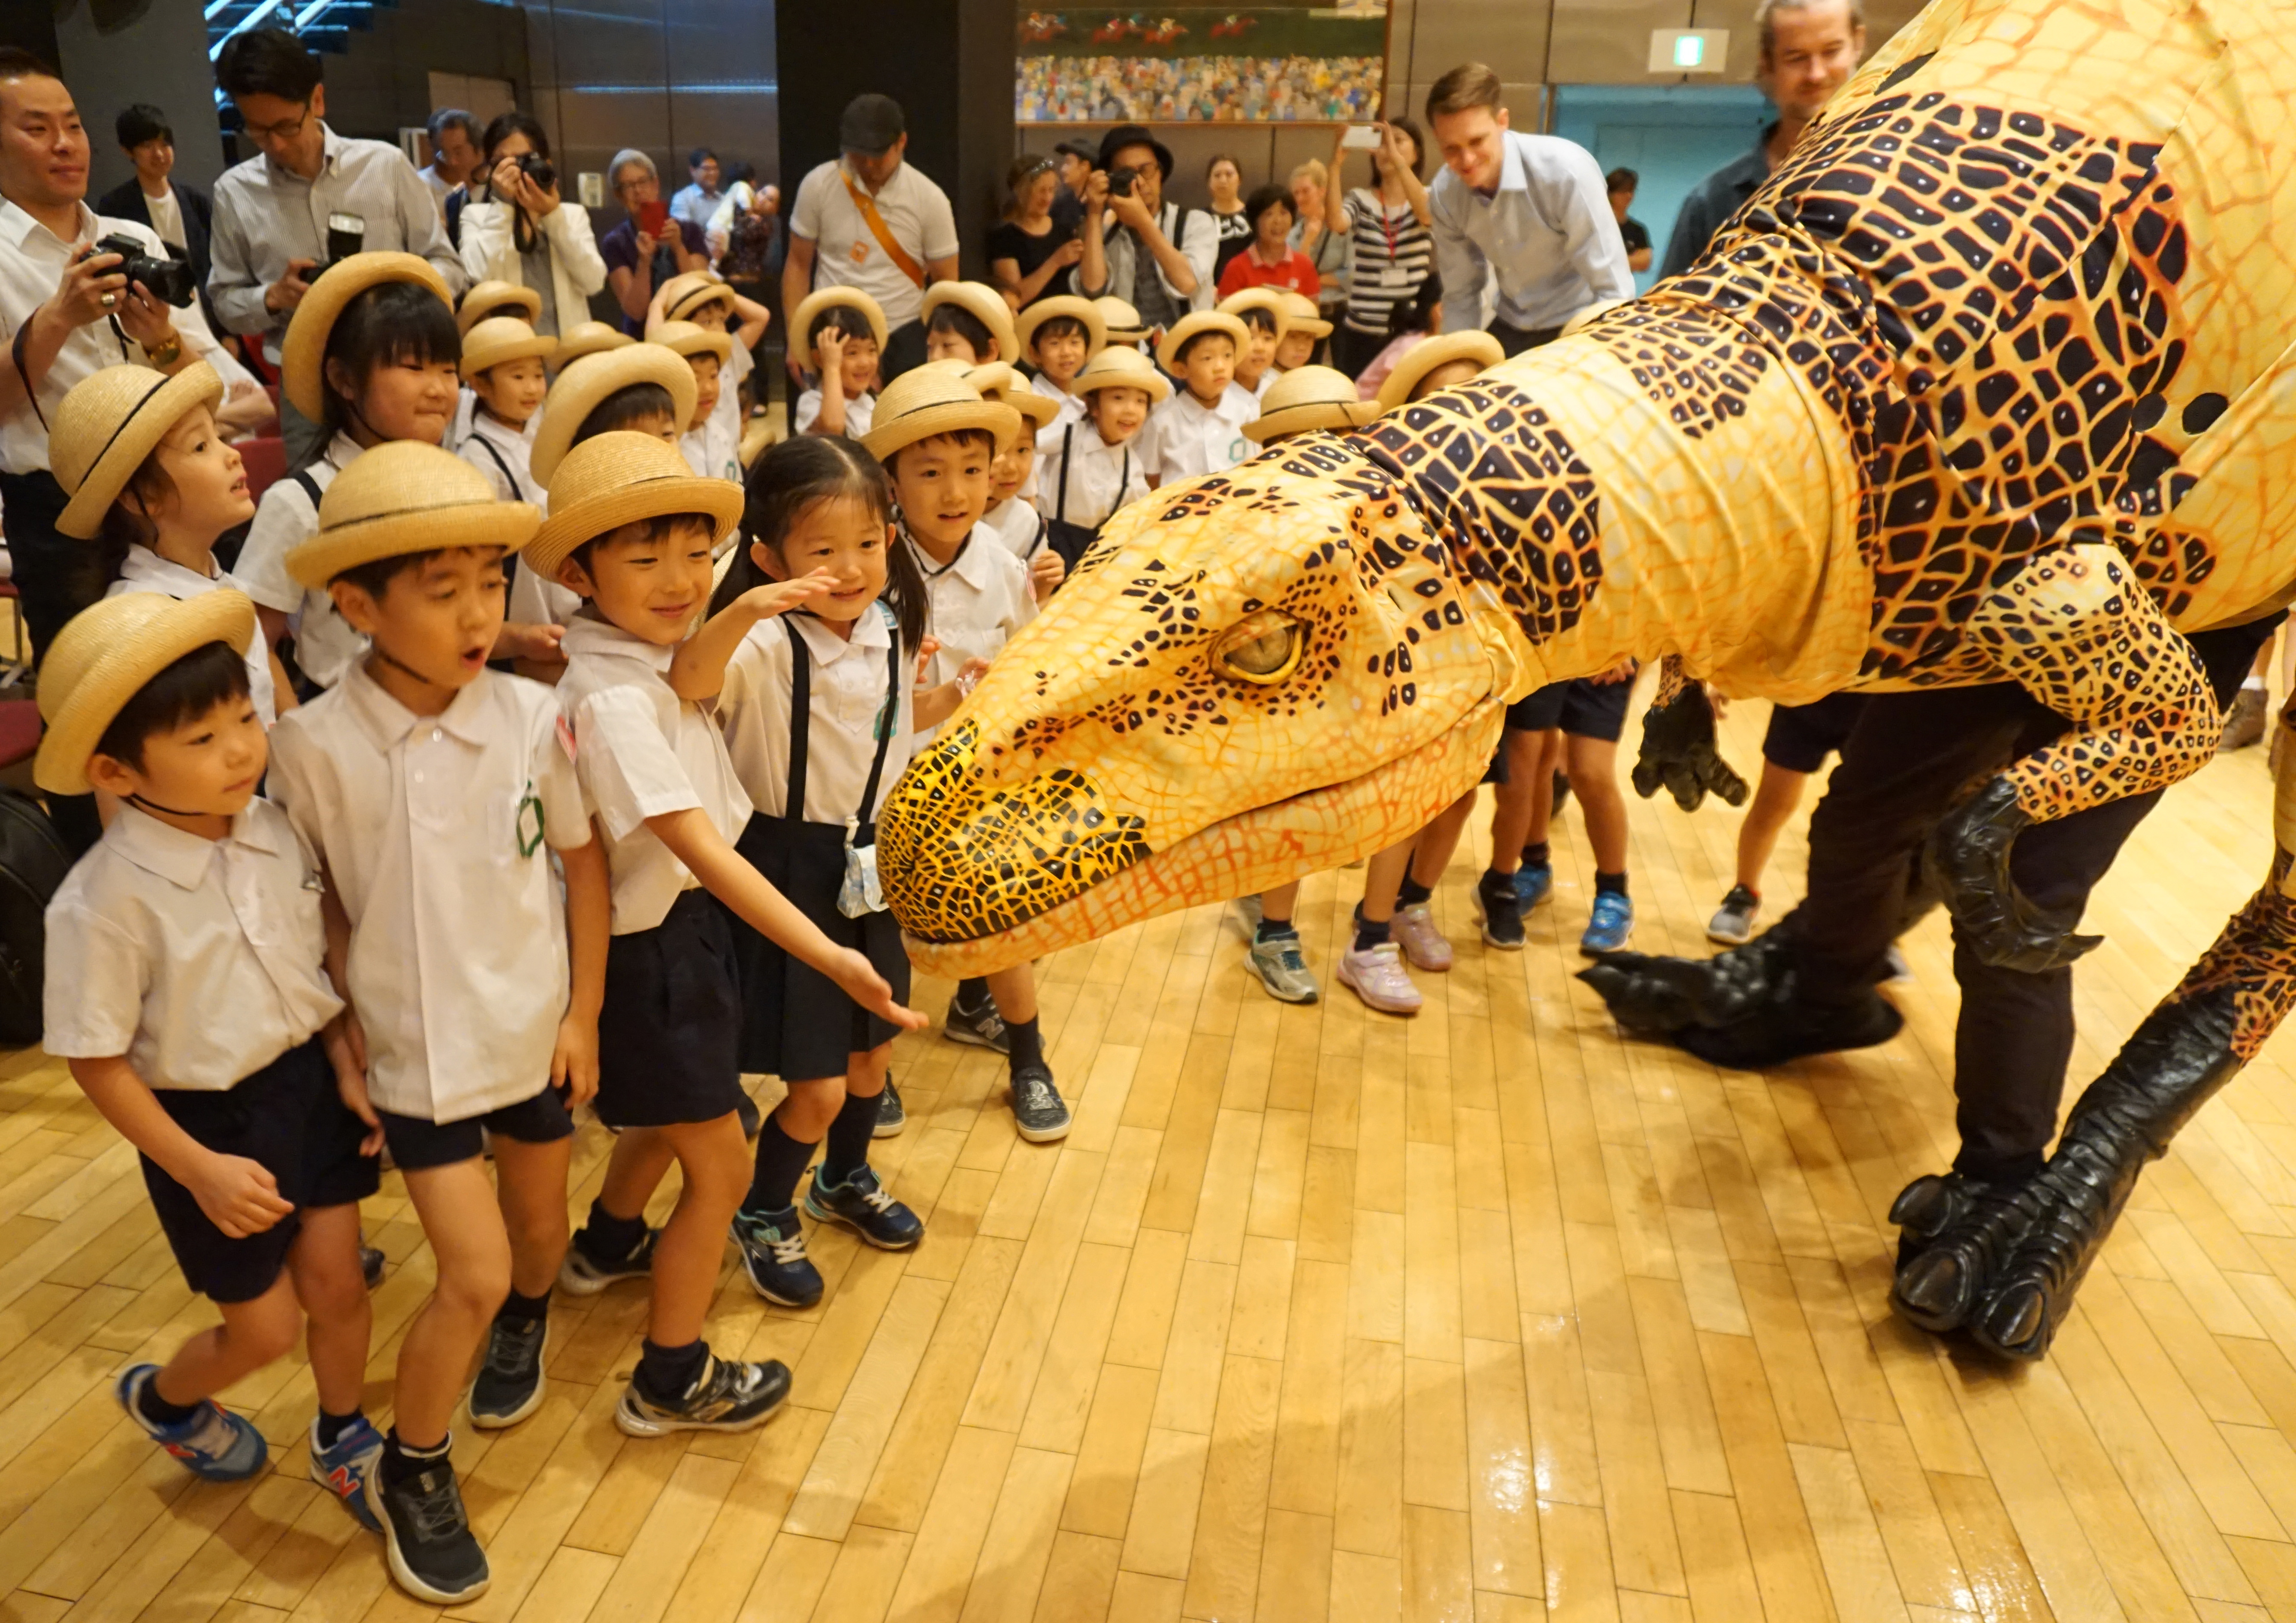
{"left": 732, "top": 1206, "right": 823, "bottom": 1307}
{"left": 1515, "top": 863, "right": 1553, "bottom": 914}
{"left": 310, "top": 1413, "right": 384, "bottom": 1530}
{"left": 805, "top": 1166, "right": 924, "bottom": 1251}
{"left": 116, "top": 1364, "right": 267, "bottom": 1481}
{"left": 1580, "top": 891, "right": 1634, "bottom": 955}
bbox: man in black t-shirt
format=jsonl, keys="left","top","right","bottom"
{"left": 1604, "top": 168, "right": 1651, "bottom": 275}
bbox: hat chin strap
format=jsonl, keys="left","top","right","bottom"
{"left": 369, "top": 641, "right": 459, "bottom": 698}
{"left": 127, "top": 791, "right": 219, "bottom": 820}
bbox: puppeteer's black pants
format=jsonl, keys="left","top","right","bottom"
{"left": 1780, "top": 616, "right": 2278, "bottom": 1182}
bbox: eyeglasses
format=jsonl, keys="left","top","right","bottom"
{"left": 241, "top": 101, "right": 311, "bottom": 143}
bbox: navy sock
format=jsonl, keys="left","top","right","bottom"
{"left": 747, "top": 1116, "right": 819, "bottom": 1215}
{"left": 498, "top": 1288, "right": 551, "bottom": 1327}
{"left": 637, "top": 1337, "right": 709, "bottom": 1402}
{"left": 137, "top": 1377, "right": 200, "bottom": 1429}
{"left": 953, "top": 976, "right": 990, "bottom": 1012}
{"left": 1397, "top": 875, "right": 1433, "bottom": 908}
{"left": 314, "top": 1407, "right": 363, "bottom": 1449}
{"left": 1353, "top": 905, "right": 1390, "bottom": 954}
{"left": 578, "top": 1199, "right": 648, "bottom": 1264}
{"left": 1596, "top": 871, "right": 1628, "bottom": 897}
{"left": 1480, "top": 867, "right": 1516, "bottom": 897}
{"left": 1006, "top": 1015, "right": 1045, "bottom": 1074}
{"left": 382, "top": 1428, "right": 450, "bottom": 1488}
{"left": 821, "top": 1087, "right": 880, "bottom": 1183}
{"left": 1255, "top": 919, "right": 1299, "bottom": 944}
{"left": 1523, "top": 841, "right": 1550, "bottom": 869}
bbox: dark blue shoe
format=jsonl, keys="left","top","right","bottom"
{"left": 310, "top": 1413, "right": 384, "bottom": 1530}
{"left": 1580, "top": 891, "right": 1634, "bottom": 955}
{"left": 1515, "top": 863, "right": 1553, "bottom": 914}
{"left": 805, "top": 1166, "right": 923, "bottom": 1251}
{"left": 117, "top": 1364, "right": 267, "bottom": 1481}
{"left": 732, "top": 1206, "right": 823, "bottom": 1307}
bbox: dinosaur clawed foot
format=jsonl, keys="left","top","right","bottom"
{"left": 1578, "top": 930, "right": 1797, "bottom": 1035}
{"left": 1886, "top": 1172, "right": 2031, "bottom": 1335}
{"left": 1929, "top": 776, "right": 2104, "bottom": 973}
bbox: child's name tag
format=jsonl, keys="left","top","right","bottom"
{"left": 1380, "top": 266, "right": 1412, "bottom": 288}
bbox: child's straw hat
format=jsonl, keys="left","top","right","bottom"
{"left": 555, "top": 321, "right": 634, "bottom": 370}
{"left": 966, "top": 362, "right": 1060, "bottom": 431}
{"left": 33, "top": 590, "right": 257, "bottom": 796}
{"left": 280, "top": 252, "right": 452, "bottom": 422}
{"left": 458, "top": 278, "right": 542, "bottom": 334}
{"left": 791, "top": 286, "right": 890, "bottom": 353}
{"left": 1016, "top": 295, "right": 1106, "bottom": 357}
{"left": 48, "top": 361, "right": 224, "bottom": 539}
{"left": 526, "top": 431, "right": 744, "bottom": 581}
{"left": 286, "top": 440, "right": 540, "bottom": 589}
{"left": 921, "top": 281, "right": 1021, "bottom": 364}
{"left": 1373, "top": 330, "right": 1505, "bottom": 413}
{"left": 1074, "top": 344, "right": 1170, "bottom": 403}
{"left": 1155, "top": 310, "right": 1250, "bottom": 374}
{"left": 861, "top": 367, "right": 1022, "bottom": 465}
{"left": 530, "top": 345, "right": 699, "bottom": 486}
{"left": 460, "top": 316, "right": 558, "bottom": 380}
{"left": 1245, "top": 365, "right": 1380, "bottom": 442}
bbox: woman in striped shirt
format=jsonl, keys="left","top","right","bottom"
{"left": 1324, "top": 117, "right": 1434, "bottom": 380}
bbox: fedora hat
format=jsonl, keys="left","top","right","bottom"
{"left": 49, "top": 362, "right": 225, "bottom": 539}
{"left": 791, "top": 286, "right": 890, "bottom": 353}
{"left": 1217, "top": 287, "right": 1292, "bottom": 340}
{"left": 554, "top": 320, "right": 634, "bottom": 370}
{"left": 657, "top": 272, "right": 737, "bottom": 326}
{"left": 459, "top": 316, "right": 557, "bottom": 380}
{"left": 861, "top": 367, "right": 1022, "bottom": 465}
{"left": 648, "top": 318, "right": 735, "bottom": 365}
{"left": 527, "top": 431, "right": 745, "bottom": 581}
{"left": 1097, "top": 123, "right": 1174, "bottom": 181}
{"left": 966, "top": 361, "right": 1060, "bottom": 430}
{"left": 1155, "top": 310, "right": 1250, "bottom": 374}
{"left": 1244, "top": 365, "right": 1380, "bottom": 442}
{"left": 1073, "top": 344, "right": 1170, "bottom": 403}
{"left": 1275, "top": 290, "right": 1332, "bottom": 341}
{"left": 921, "top": 281, "right": 1021, "bottom": 364}
{"left": 1015, "top": 294, "right": 1106, "bottom": 358}
{"left": 281, "top": 252, "right": 453, "bottom": 422}
{"left": 34, "top": 589, "right": 257, "bottom": 796}
{"left": 286, "top": 441, "right": 540, "bottom": 590}
{"left": 1374, "top": 330, "right": 1506, "bottom": 412}
{"left": 458, "top": 279, "right": 542, "bottom": 334}
{"left": 1093, "top": 296, "right": 1149, "bottom": 345}
{"left": 530, "top": 344, "right": 699, "bottom": 486}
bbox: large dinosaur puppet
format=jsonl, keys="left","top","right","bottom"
{"left": 878, "top": 0, "right": 2296, "bottom": 1359}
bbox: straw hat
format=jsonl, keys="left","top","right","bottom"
{"left": 1276, "top": 290, "right": 1332, "bottom": 341}
{"left": 285, "top": 441, "right": 541, "bottom": 590}
{"left": 280, "top": 252, "right": 452, "bottom": 422}
{"left": 1094, "top": 296, "right": 1149, "bottom": 345}
{"left": 1244, "top": 365, "right": 1381, "bottom": 442}
{"left": 49, "top": 362, "right": 225, "bottom": 539}
{"left": 1374, "top": 330, "right": 1506, "bottom": 412}
{"left": 458, "top": 279, "right": 542, "bottom": 335}
{"left": 861, "top": 367, "right": 1022, "bottom": 465}
{"left": 967, "top": 361, "right": 1060, "bottom": 430}
{"left": 1218, "top": 287, "right": 1291, "bottom": 340}
{"left": 657, "top": 271, "right": 736, "bottom": 326}
{"left": 1155, "top": 310, "right": 1250, "bottom": 374}
{"left": 459, "top": 316, "right": 558, "bottom": 380}
{"left": 648, "top": 318, "right": 735, "bottom": 365}
{"left": 921, "top": 281, "right": 1021, "bottom": 364}
{"left": 526, "top": 431, "right": 745, "bottom": 581}
{"left": 34, "top": 589, "right": 257, "bottom": 796}
{"left": 1073, "top": 344, "right": 1171, "bottom": 402}
{"left": 555, "top": 321, "right": 634, "bottom": 370}
{"left": 791, "top": 286, "right": 890, "bottom": 353}
{"left": 1015, "top": 294, "right": 1106, "bottom": 358}
{"left": 530, "top": 345, "right": 699, "bottom": 486}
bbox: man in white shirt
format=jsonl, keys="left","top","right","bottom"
{"left": 783, "top": 95, "right": 959, "bottom": 385}
{"left": 1423, "top": 63, "right": 1634, "bottom": 356}
{"left": 668, "top": 148, "right": 722, "bottom": 232}
{"left": 418, "top": 109, "right": 479, "bottom": 217}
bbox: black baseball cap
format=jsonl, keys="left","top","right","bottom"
{"left": 840, "top": 94, "right": 905, "bottom": 155}
{"left": 1097, "top": 124, "right": 1174, "bottom": 181}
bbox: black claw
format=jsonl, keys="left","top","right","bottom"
{"left": 1891, "top": 1249, "right": 1980, "bottom": 1333}
{"left": 1972, "top": 1285, "right": 2052, "bottom": 1360}
{"left": 1887, "top": 1172, "right": 1961, "bottom": 1238}
{"left": 1930, "top": 776, "right": 2105, "bottom": 971}
{"left": 1631, "top": 684, "right": 1748, "bottom": 812}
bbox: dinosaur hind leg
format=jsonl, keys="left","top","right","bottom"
{"left": 1931, "top": 542, "right": 2221, "bottom": 972}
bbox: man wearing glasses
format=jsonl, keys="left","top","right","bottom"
{"left": 207, "top": 27, "right": 464, "bottom": 462}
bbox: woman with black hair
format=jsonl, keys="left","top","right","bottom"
{"left": 1326, "top": 117, "right": 1434, "bottom": 378}
{"left": 454, "top": 112, "right": 606, "bottom": 341}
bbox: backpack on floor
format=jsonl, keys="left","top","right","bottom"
{"left": 0, "top": 791, "right": 74, "bottom": 1046}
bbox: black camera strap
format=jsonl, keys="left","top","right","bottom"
{"left": 6, "top": 316, "right": 128, "bottom": 435}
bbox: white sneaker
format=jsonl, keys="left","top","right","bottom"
{"left": 1337, "top": 943, "right": 1422, "bottom": 1015}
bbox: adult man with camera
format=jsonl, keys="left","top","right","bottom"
{"left": 1069, "top": 124, "right": 1216, "bottom": 331}
{"left": 206, "top": 28, "right": 463, "bottom": 462}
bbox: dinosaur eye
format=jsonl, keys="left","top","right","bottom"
{"left": 1212, "top": 611, "right": 1303, "bottom": 685}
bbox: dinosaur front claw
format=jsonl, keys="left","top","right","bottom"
{"left": 1929, "top": 775, "right": 2104, "bottom": 973}
{"left": 1631, "top": 682, "right": 1749, "bottom": 812}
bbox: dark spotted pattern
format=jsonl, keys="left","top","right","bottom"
{"left": 2172, "top": 848, "right": 2296, "bottom": 1062}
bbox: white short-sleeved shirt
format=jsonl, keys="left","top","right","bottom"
{"left": 680, "top": 419, "right": 741, "bottom": 485}
{"left": 457, "top": 409, "right": 542, "bottom": 504}
{"left": 708, "top": 342, "right": 752, "bottom": 463}
{"left": 719, "top": 608, "right": 916, "bottom": 824}
{"left": 982, "top": 496, "right": 1048, "bottom": 562}
{"left": 1037, "top": 421, "right": 1149, "bottom": 532}
{"left": 266, "top": 665, "right": 590, "bottom": 1123}
{"left": 789, "top": 160, "right": 960, "bottom": 331}
{"left": 1139, "top": 384, "right": 1255, "bottom": 486}
{"left": 510, "top": 561, "right": 582, "bottom": 631}
{"left": 913, "top": 529, "right": 1036, "bottom": 739}
{"left": 1029, "top": 371, "right": 1087, "bottom": 433}
{"left": 42, "top": 801, "right": 343, "bottom": 1091}
{"left": 556, "top": 612, "right": 753, "bottom": 934}
{"left": 234, "top": 432, "right": 370, "bottom": 691}
{"left": 795, "top": 388, "right": 874, "bottom": 437}
{"left": 106, "top": 548, "right": 278, "bottom": 726}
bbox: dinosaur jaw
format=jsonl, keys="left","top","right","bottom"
{"left": 901, "top": 700, "right": 1505, "bottom": 978}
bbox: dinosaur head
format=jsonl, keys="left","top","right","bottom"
{"left": 880, "top": 436, "right": 1521, "bottom": 974}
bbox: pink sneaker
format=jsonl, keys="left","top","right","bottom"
{"left": 1337, "top": 944, "right": 1423, "bottom": 1015}
{"left": 1390, "top": 903, "right": 1453, "bottom": 972}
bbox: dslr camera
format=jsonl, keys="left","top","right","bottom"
{"left": 516, "top": 151, "right": 557, "bottom": 193}
{"left": 89, "top": 234, "right": 196, "bottom": 308}
{"left": 304, "top": 214, "right": 369, "bottom": 284}
{"left": 1106, "top": 164, "right": 1139, "bottom": 199}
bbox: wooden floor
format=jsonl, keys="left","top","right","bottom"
{"left": 9, "top": 697, "right": 2296, "bottom": 1623}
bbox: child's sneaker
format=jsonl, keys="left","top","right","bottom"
{"left": 361, "top": 1243, "right": 386, "bottom": 1288}
{"left": 1247, "top": 932, "right": 1319, "bottom": 1003}
{"left": 1336, "top": 943, "right": 1423, "bottom": 1016}
{"left": 874, "top": 1076, "right": 906, "bottom": 1138}
{"left": 371, "top": 1450, "right": 488, "bottom": 1604}
{"left": 1011, "top": 1064, "right": 1072, "bottom": 1143}
{"left": 1390, "top": 902, "right": 1453, "bottom": 971}
{"left": 944, "top": 992, "right": 1009, "bottom": 1053}
{"left": 116, "top": 1364, "right": 267, "bottom": 1481}
{"left": 615, "top": 1351, "right": 790, "bottom": 1437}
{"left": 805, "top": 1165, "right": 924, "bottom": 1249}
{"left": 1707, "top": 885, "right": 1759, "bottom": 945}
{"left": 1581, "top": 892, "right": 1635, "bottom": 955}
{"left": 468, "top": 1314, "right": 547, "bottom": 1429}
{"left": 1884, "top": 944, "right": 1914, "bottom": 986}
{"left": 309, "top": 1413, "right": 384, "bottom": 1530}
{"left": 1477, "top": 872, "right": 1524, "bottom": 950}
{"left": 556, "top": 1225, "right": 657, "bottom": 1295}
{"left": 1515, "top": 863, "right": 1553, "bottom": 914}
{"left": 731, "top": 1206, "right": 824, "bottom": 1307}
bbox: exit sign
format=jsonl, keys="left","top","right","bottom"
{"left": 1649, "top": 27, "right": 1728, "bottom": 72}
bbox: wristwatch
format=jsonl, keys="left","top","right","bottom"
{"left": 145, "top": 333, "right": 183, "bottom": 368}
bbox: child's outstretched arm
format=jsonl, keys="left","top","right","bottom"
{"left": 665, "top": 571, "right": 836, "bottom": 701}
{"left": 649, "top": 807, "right": 927, "bottom": 1032}
{"left": 914, "top": 657, "right": 990, "bottom": 730}
{"left": 69, "top": 1056, "right": 295, "bottom": 1237}
{"left": 553, "top": 829, "right": 610, "bottom": 1106}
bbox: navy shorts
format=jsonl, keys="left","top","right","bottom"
{"left": 375, "top": 1084, "right": 575, "bottom": 1172}
{"left": 595, "top": 888, "right": 746, "bottom": 1128}
{"left": 142, "top": 1038, "right": 379, "bottom": 1304}
{"left": 1505, "top": 676, "right": 1634, "bottom": 744}
{"left": 1761, "top": 694, "right": 1867, "bottom": 774}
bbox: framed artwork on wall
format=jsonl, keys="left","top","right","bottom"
{"left": 1017, "top": 4, "right": 1390, "bottom": 123}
